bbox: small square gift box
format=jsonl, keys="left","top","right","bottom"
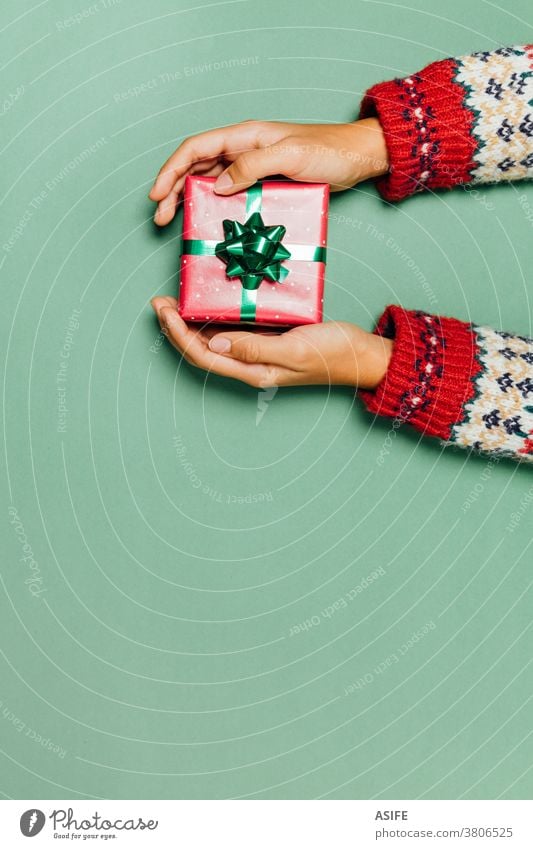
{"left": 178, "top": 176, "right": 329, "bottom": 326}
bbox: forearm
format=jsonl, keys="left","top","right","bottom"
{"left": 359, "top": 45, "right": 533, "bottom": 201}
{"left": 359, "top": 306, "right": 533, "bottom": 464}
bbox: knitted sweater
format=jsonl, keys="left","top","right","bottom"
{"left": 358, "top": 45, "right": 533, "bottom": 464}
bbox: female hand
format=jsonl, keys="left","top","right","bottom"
{"left": 151, "top": 297, "right": 392, "bottom": 390}
{"left": 149, "top": 119, "right": 388, "bottom": 225}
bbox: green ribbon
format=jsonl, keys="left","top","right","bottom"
{"left": 215, "top": 212, "right": 291, "bottom": 286}
{"left": 182, "top": 182, "right": 326, "bottom": 321}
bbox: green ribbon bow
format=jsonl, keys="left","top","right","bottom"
{"left": 182, "top": 182, "right": 326, "bottom": 321}
{"left": 215, "top": 211, "right": 291, "bottom": 292}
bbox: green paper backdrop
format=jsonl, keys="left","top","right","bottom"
{"left": 1, "top": 0, "right": 532, "bottom": 800}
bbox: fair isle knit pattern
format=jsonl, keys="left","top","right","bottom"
{"left": 359, "top": 44, "right": 533, "bottom": 201}
{"left": 359, "top": 308, "right": 533, "bottom": 464}
{"left": 455, "top": 46, "right": 533, "bottom": 184}
{"left": 449, "top": 325, "right": 533, "bottom": 461}
{"left": 357, "top": 45, "right": 533, "bottom": 461}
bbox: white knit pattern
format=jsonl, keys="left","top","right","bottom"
{"left": 454, "top": 46, "right": 533, "bottom": 184}
{"left": 450, "top": 325, "right": 533, "bottom": 461}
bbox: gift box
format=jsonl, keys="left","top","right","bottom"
{"left": 178, "top": 176, "right": 329, "bottom": 326}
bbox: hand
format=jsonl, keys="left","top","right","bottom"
{"left": 149, "top": 119, "right": 388, "bottom": 225}
{"left": 151, "top": 297, "right": 392, "bottom": 390}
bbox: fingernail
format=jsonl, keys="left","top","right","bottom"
{"left": 209, "top": 336, "right": 231, "bottom": 353}
{"left": 214, "top": 172, "right": 233, "bottom": 193}
{"left": 158, "top": 306, "right": 174, "bottom": 327}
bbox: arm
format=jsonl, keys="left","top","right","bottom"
{"left": 359, "top": 306, "right": 533, "bottom": 463}
{"left": 149, "top": 44, "right": 533, "bottom": 464}
{"left": 360, "top": 44, "right": 533, "bottom": 201}
{"left": 152, "top": 298, "right": 533, "bottom": 465}
{"left": 149, "top": 44, "right": 532, "bottom": 220}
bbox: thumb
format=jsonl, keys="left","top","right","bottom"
{"left": 214, "top": 144, "right": 293, "bottom": 195}
{"left": 208, "top": 330, "right": 293, "bottom": 365}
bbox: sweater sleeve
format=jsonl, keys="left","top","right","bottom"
{"left": 359, "top": 45, "right": 533, "bottom": 201}
{"left": 358, "top": 306, "right": 533, "bottom": 463}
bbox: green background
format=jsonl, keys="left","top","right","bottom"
{"left": 1, "top": 0, "right": 532, "bottom": 800}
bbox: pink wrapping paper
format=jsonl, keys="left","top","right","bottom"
{"left": 178, "top": 176, "right": 329, "bottom": 326}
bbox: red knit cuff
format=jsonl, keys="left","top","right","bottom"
{"left": 359, "top": 306, "right": 483, "bottom": 439}
{"left": 359, "top": 58, "right": 477, "bottom": 201}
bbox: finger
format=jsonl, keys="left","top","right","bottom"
{"left": 151, "top": 299, "right": 237, "bottom": 351}
{"left": 213, "top": 141, "right": 304, "bottom": 195}
{"left": 148, "top": 122, "right": 281, "bottom": 201}
{"left": 154, "top": 185, "right": 181, "bottom": 226}
{"left": 207, "top": 329, "right": 303, "bottom": 366}
{"left": 154, "top": 162, "right": 225, "bottom": 226}
{"left": 152, "top": 298, "right": 215, "bottom": 351}
{"left": 154, "top": 159, "right": 219, "bottom": 220}
{"left": 201, "top": 325, "right": 280, "bottom": 341}
{"left": 156, "top": 307, "right": 275, "bottom": 386}
{"left": 197, "top": 162, "right": 225, "bottom": 178}
{"left": 151, "top": 295, "right": 178, "bottom": 312}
